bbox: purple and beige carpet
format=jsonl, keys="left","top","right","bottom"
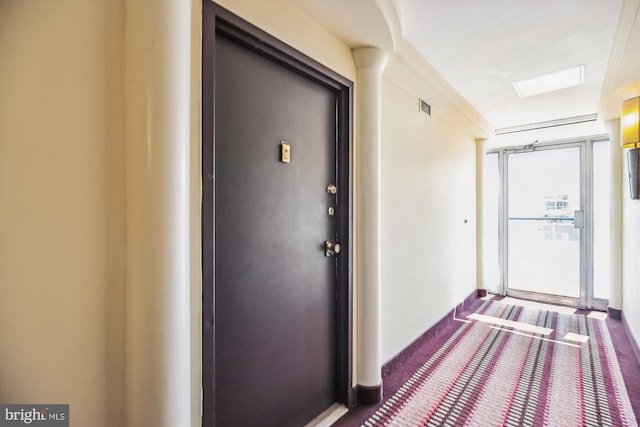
{"left": 347, "top": 298, "right": 638, "bottom": 427}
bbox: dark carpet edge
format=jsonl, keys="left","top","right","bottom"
{"left": 606, "top": 313, "right": 640, "bottom": 424}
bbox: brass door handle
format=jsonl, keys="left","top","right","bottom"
{"left": 325, "top": 241, "right": 341, "bottom": 256}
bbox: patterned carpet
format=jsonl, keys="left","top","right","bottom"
{"left": 361, "top": 299, "right": 637, "bottom": 426}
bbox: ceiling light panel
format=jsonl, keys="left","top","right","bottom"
{"left": 513, "top": 65, "right": 585, "bottom": 98}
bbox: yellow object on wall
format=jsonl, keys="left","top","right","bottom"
{"left": 621, "top": 96, "right": 640, "bottom": 148}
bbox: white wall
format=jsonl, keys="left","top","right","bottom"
{"left": 0, "top": 1, "right": 125, "bottom": 426}
{"left": 124, "top": 1, "right": 195, "bottom": 425}
{"left": 620, "top": 5, "right": 640, "bottom": 348}
{"left": 380, "top": 76, "right": 477, "bottom": 362}
{"left": 622, "top": 169, "right": 640, "bottom": 341}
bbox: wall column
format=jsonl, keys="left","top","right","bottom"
{"left": 606, "top": 119, "right": 623, "bottom": 314}
{"left": 475, "top": 138, "right": 488, "bottom": 295}
{"left": 124, "top": 1, "right": 192, "bottom": 426}
{"left": 353, "top": 46, "right": 387, "bottom": 403}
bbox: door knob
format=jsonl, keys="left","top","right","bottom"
{"left": 325, "top": 241, "right": 341, "bottom": 256}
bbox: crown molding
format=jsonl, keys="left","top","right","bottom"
{"left": 288, "top": 0, "right": 397, "bottom": 55}
{"left": 374, "top": 0, "right": 403, "bottom": 55}
{"left": 598, "top": 0, "right": 640, "bottom": 121}
{"left": 385, "top": 40, "right": 494, "bottom": 139}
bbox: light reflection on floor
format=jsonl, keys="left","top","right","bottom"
{"left": 588, "top": 311, "right": 608, "bottom": 320}
{"left": 488, "top": 326, "right": 583, "bottom": 348}
{"left": 466, "top": 296, "right": 608, "bottom": 347}
{"left": 564, "top": 332, "right": 590, "bottom": 343}
{"left": 496, "top": 296, "right": 577, "bottom": 315}
{"left": 467, "top": 313, "right": 554, "bottom": 335}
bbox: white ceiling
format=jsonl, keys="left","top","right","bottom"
{"left": 400, "top": 0, "right": 623, "bottom": 131}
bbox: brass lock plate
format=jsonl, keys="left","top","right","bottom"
{"left": 280, "top": 142, "right": 291, "bottom": 164}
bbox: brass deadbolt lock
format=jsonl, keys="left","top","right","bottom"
{"left": 325, "top": 241, "right": 341, "bottom": 256}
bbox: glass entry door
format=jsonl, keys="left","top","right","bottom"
{"left": 505, "top": 144, "right": 585, "bottom": 306}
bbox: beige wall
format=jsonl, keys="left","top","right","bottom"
{"left": 380, "top": 76, "right": 477, "bottom": 362}
{"left": 0, "top": 1, "right": 125, "bottom": 426}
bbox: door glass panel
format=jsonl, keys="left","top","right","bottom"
{"left": 507, "top": 147, "right": 581, "bottom": 298}
{"left": 484, "top": 152, "right": 500, "bottom": 293}
{"left": 593, "top": 141, "right": 610, "bottom": 299}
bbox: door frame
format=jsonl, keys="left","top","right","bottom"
{"left": 491, "top": 135, "right": 609, "bottom": 310}
{"left": 202, "top": 2, "right": 354, "bottom": 426}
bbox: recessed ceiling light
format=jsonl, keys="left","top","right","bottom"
{"left": 513, "top": 65, "right": 585, "bottom": 98}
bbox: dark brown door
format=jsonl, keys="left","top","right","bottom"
{"left": 213, "top": 30, "right": 338, "bottom": 427}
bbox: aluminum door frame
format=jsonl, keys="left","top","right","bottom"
{"left": 491, "top": 135, "right": 609, "bottom": 310}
